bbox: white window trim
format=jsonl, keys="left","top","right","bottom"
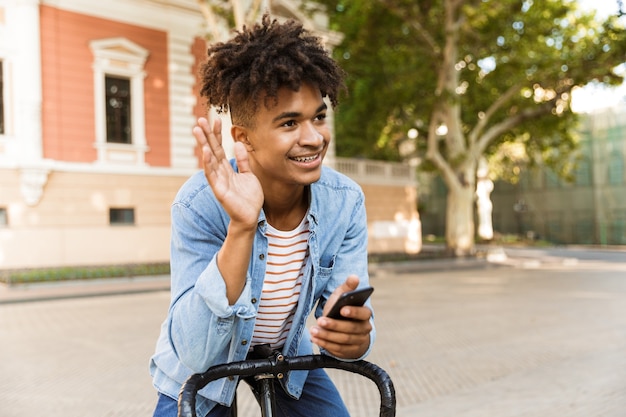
{"left": 89, "top": 37, "right": 149, "bottom": 165}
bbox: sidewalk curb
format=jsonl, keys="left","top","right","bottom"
{"left": 0, "top": 257, "right": 504, "bottom": 305}
{"left": 369, "top": 257, "right": 505, "bottom": 277}
{"left": 0, "top": 275, "right": 171, "bottom": 305}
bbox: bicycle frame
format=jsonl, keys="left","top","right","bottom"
{"left": 178, "top": 354, "right": 396, "bottom": 417}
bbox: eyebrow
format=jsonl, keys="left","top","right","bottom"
{"left": 272, "top": 103, "right": 328, "bottom": 124}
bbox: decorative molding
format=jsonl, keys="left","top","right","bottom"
{"left": 20, "top": 167, "right": 50, "bottom": 206}
{"left": 89, "top": 37, "right": 149, "bottom": 68}
{"left": 41, "top": 0, "right": 205, "bottom": 36}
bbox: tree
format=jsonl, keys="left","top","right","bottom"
{"left": 317, "top": 0, "right": 626, "bottom": 255}
{"left": 197, "top": 0, "right": 265, "bottom": 40}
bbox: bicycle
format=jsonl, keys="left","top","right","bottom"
{"left": 177, "top": 345, "right": 396, "bottom": 417}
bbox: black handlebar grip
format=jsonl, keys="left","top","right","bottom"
{"left": 178, "top": 355, "right": 396, "bottom": 417}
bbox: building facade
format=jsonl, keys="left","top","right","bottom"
{"left": 0, "top": 0, "right": 419, "bottom": 271}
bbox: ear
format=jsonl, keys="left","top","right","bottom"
{"left": 231, "top": 125, "right": 254, "bottom": 152}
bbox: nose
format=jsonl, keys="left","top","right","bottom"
{"left": 300, "top": 121, "right": 325, "bottom": 147}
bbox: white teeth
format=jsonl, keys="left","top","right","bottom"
{"left": 292, "top": 155, "right": 317, "bottom": 162}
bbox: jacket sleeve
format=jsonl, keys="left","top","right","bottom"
{"left": 166, "top": 200, "right": 256, "bottom": 373}
{"left": 316, "top": 190, "right": 376, "bottom": 361}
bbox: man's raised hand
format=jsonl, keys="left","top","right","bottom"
{"left": 193, "top": 117, "right": 263, "bottom": 227}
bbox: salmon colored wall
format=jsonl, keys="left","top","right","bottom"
{"left": 39, "top": 6, "right": 170, "bottom": 166}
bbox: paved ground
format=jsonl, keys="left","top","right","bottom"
{"left": 2, "top": 248, "right": 626, "bottom": 416}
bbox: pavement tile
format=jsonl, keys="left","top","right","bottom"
{"left": 2, "top": 249, "right": 626, "bottom": 417}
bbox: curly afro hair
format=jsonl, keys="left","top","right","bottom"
{"left": 199, "top": 13, "right": 346, "bottom": 127}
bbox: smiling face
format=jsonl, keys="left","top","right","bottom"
{"left": 233, "top": 82, "right": 330, "bottom": 193}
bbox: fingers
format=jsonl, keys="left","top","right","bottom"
{"left": 323, "top": 275, "right": 360, "bottom": 317}
{"left": 313, "top": 275, "right": 373, "bottom": 358}
{"left": 194, "top": 117, "right": 226, "bottom": 162}
{"left": 233, "top": 141, "right": 251, "bottom": 173}
{"left": 310, "top": 308, "right": 372, "bottom": 359}
{"left": 334, "top": 275, "right": 359, "bottom": 299}
{"left": 330, "top": 302, "right": 372, "bottom": 323}
{"left": 206, "top": 117, "right": 224, "bottom": 159}
{"left": 342, "top": 275, "right": 360, "bottom": 292}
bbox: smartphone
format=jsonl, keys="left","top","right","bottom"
{"left": 325, "top": 286, "right": 374, "bottom": 320}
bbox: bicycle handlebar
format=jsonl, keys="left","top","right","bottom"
{"left": 178, "top": 354, "right": 396, "bottom": 417}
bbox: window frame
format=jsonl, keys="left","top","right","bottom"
{"left": 109, "top": 207, "right": 135, "bottom": 226}
{"left": 90, "top": 38, "right": 149, "bottom": 165}
{"left": 0, "top": 207, "right": 7, "bottom": 227}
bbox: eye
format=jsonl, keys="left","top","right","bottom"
{"left": 281, "top": 120, "right": 297, "bottom": 128}
{"left": 314, "top": 113, "right": 327, "bottom": 122}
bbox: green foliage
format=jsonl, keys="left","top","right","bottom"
{"left": 319, "top": 0, "right": 626, "bottom": 179}
{"left": 0, "top": 263, "right": 170, "bottom": 285}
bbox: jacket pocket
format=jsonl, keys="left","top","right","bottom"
{"left": 317, "top": 254, "right": 335, "bottom": 277}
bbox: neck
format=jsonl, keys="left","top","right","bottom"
{"left": 263, "top": 186, "right": 309, "bottom": 231}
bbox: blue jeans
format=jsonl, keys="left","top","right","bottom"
{"left": 152, "top": 368, "right": 350, "bottom": 417}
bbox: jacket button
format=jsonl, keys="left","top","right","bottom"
{"left": 259, "top": 254, "right": 265, "bottom": 260}
{"left": 241, "top": 340, "right": 248, "bottom": 346}
{"left": 228, "top": 375, "right": 234, "bottom": 381}
{"left": 251, "top": 298, "right": 257, "bottom": 304}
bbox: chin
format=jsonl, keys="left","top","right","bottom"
{"left": 297, "top": 169, "right": 322, "bottom": 186}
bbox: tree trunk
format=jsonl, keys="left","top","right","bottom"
{"left": 445, "top": 184, "right": 476, "bottom": 256}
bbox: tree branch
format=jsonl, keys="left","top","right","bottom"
{"left": 198, "top": 0, "right": 223, "bottom": 41}
{"left": 245, "top": 0, "right": 263, "bottom": 26}
{"left": 230, "top": 0, "right": 245, "bottom": 29}
{"left": 439, "top": 0, "right": 465, "bottom": 156}
{"left": 468, "top": 83, "right": 522, "bottom": 146}
{"left": 426, "top": 110, "right": 462, "bottom": 191}
{"left": 381, "top": 0, "right": 441, "bottom": 56}
{"left": 474, "top": 100, "right": 556, "bottom": 157}
{"left": 473, "top": 78, "right": 577, "bottom": 158}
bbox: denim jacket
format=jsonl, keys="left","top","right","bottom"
{"left": 150, "top": 161, "right": 374, "bottom": 416}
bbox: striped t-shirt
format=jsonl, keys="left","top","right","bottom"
{"left": 251, "top": 216, "right": 310, "bottom": 349}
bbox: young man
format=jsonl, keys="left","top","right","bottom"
{"left": 150, "top": 14, "right": 374, "bottom": 417}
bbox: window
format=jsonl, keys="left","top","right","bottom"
{"left": 90, "top": 38, "right": 149, "bottom": 164}
{"left": 109, "top": 208, "right": 135, "bottom": 225}
{"left": 0, "top": 60, "right": 4, "bottom": 134}
{"left": 0, "top": 207, "right": 7, "bottom": 226}
{"left": 105, "top": 75, "right": 132, "bottom": 143}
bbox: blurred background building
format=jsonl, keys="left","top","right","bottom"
{"left": 0, "top": 0, "right": 419, "bottom": 271}
{"left": 419, "top": 105, "right": 626, "bottom": 246}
